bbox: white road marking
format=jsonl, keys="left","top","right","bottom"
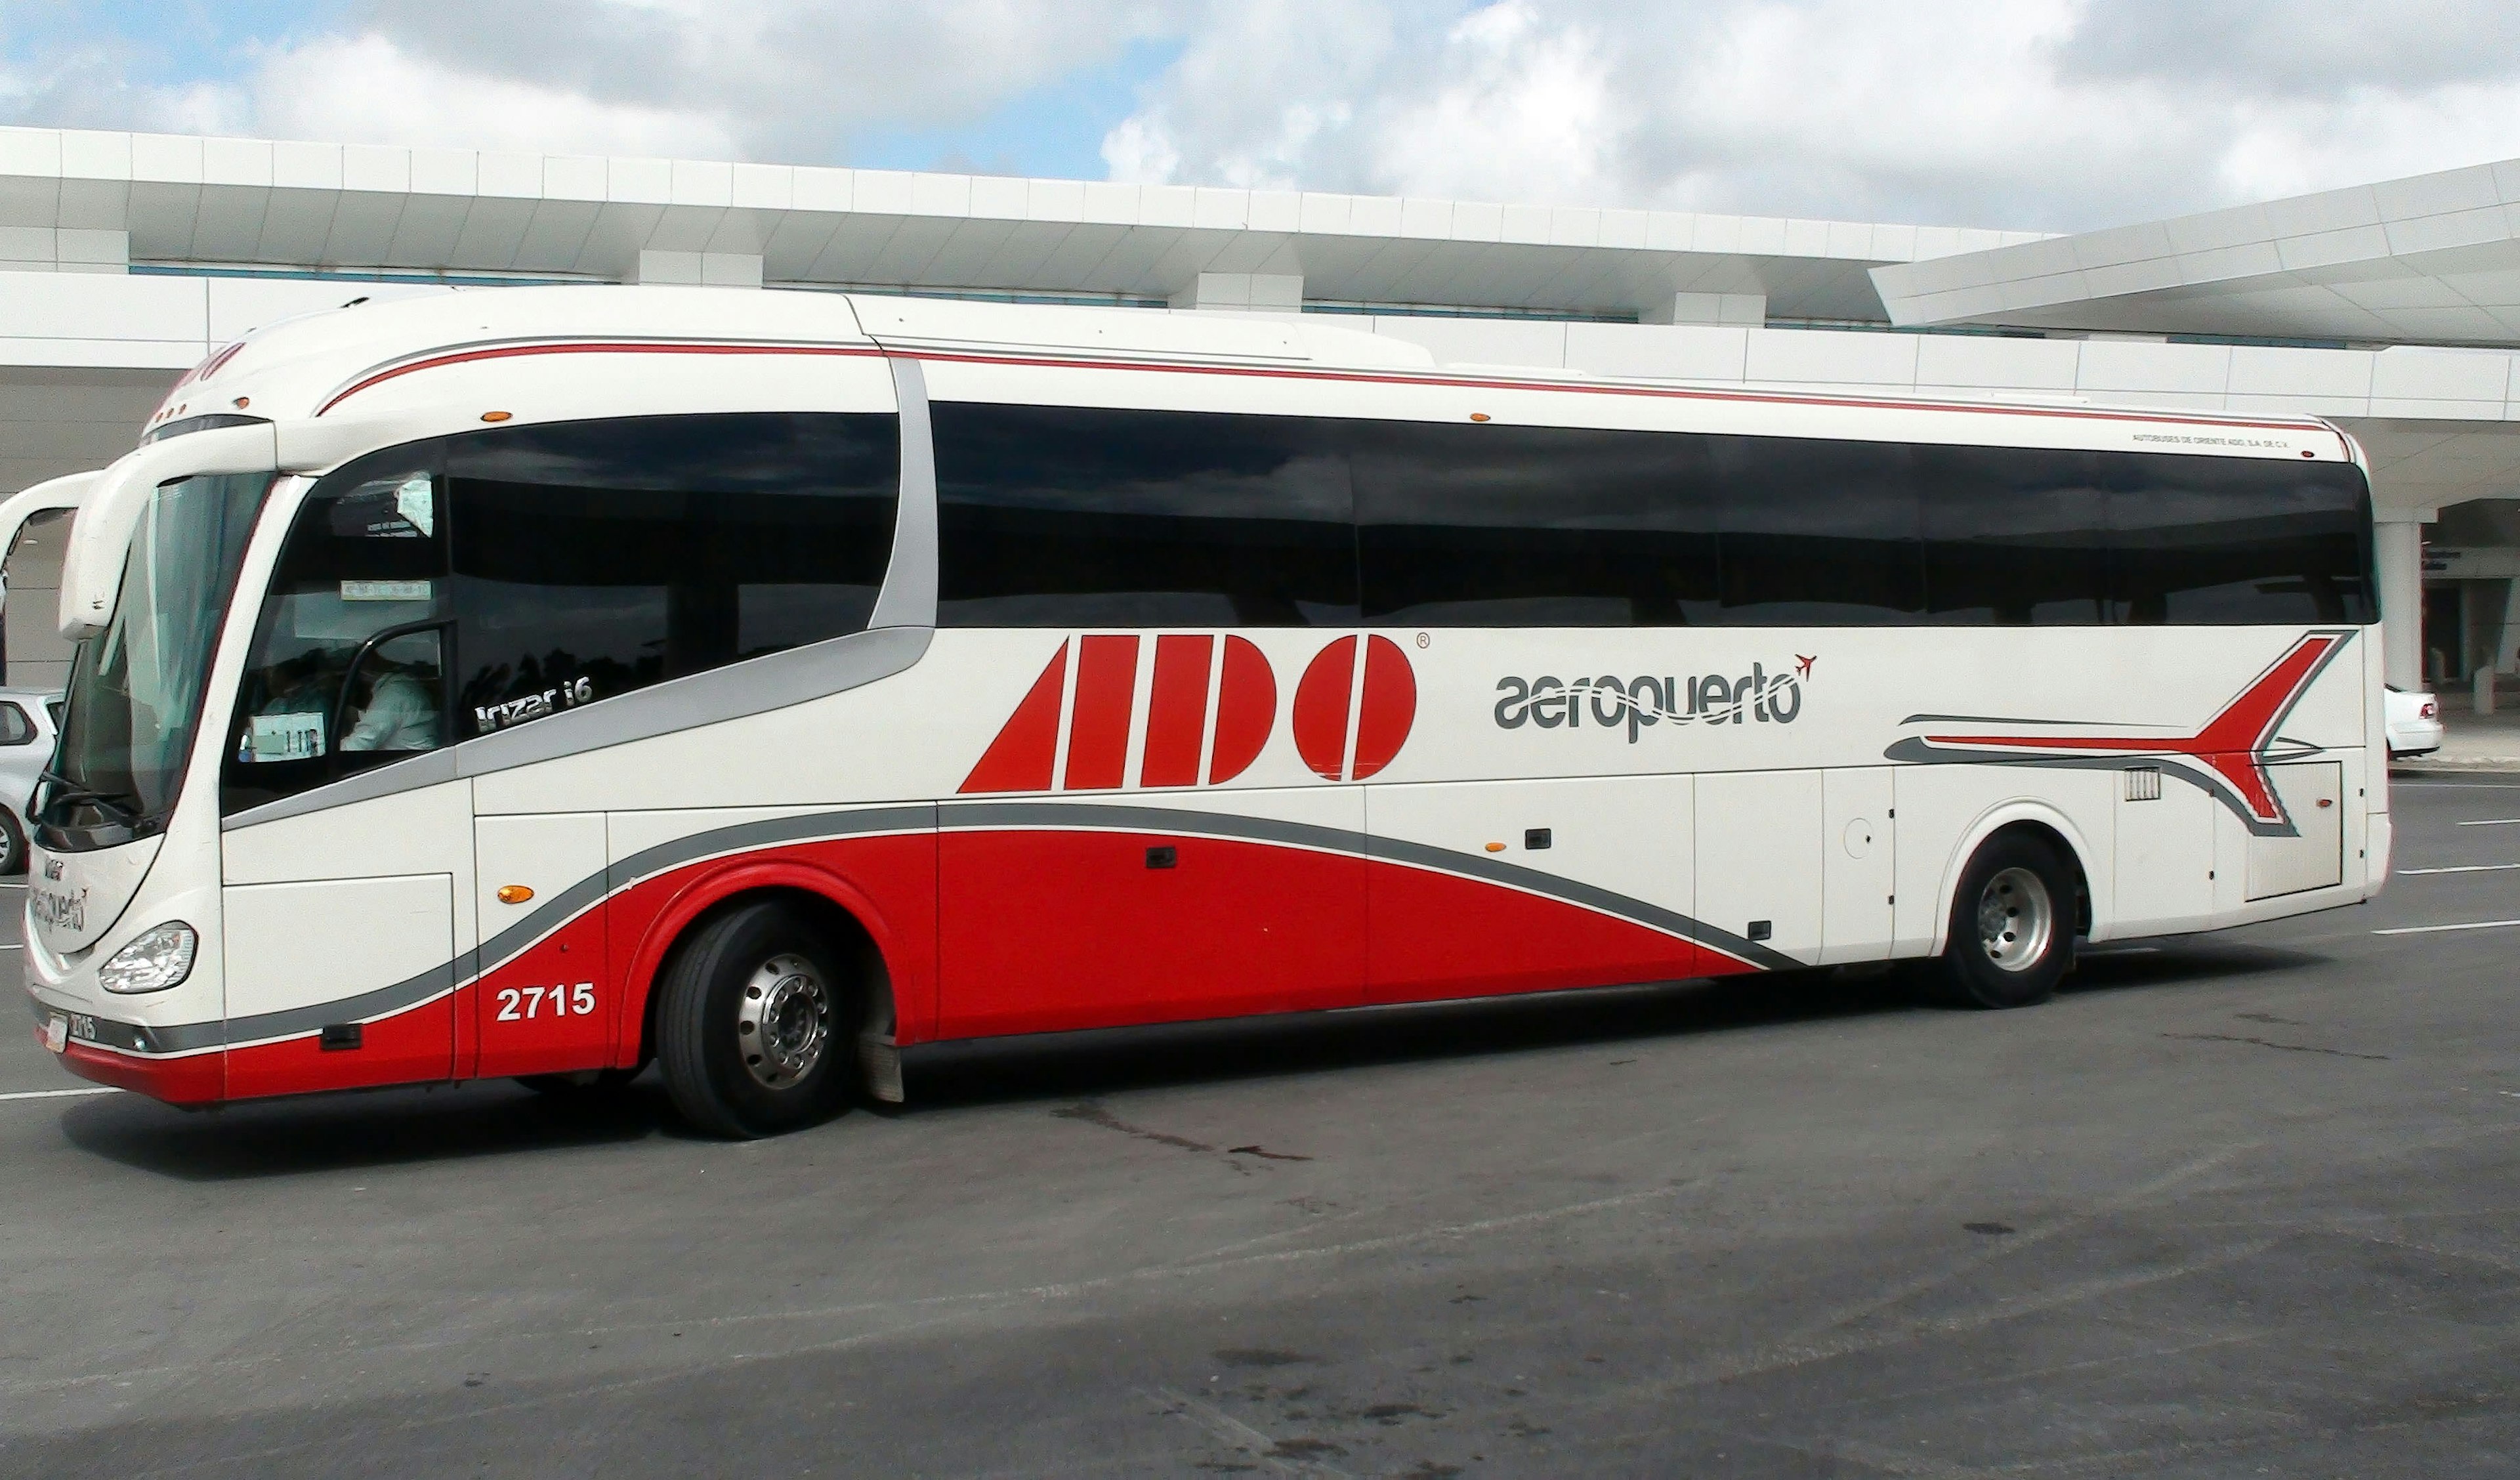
{"left": 2372, "top": 918, "right": 2520, "bottom": 937}
{"left": 2398, "top": 863, "right": 2520, "bottom": 875}
{"left": 2454, "top": 818, "right": 2520, "bottom": 827}
{"left": 0, "top": 1086, "right": 118, "bottom": 1102}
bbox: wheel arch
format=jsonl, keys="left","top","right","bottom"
{"left": 1925, "top": 802, "right": 2101, "bottom": 957}
{"left": 619, "top": 860, "right": 899, "bottom": 1074}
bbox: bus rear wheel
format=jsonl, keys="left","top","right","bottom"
{"left": 1936, "top": 832, "right": 2076, "bottom": 1009}
{"left": 657, "top": 900, "right": 852, "bottom": 1139}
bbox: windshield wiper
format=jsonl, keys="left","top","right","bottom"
{"left": 38, "top": 769, "right": 139, "bottom": 823}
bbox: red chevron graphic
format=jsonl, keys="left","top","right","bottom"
{"left": 1920, "top": 631, "right": 2348, "bottom": 827}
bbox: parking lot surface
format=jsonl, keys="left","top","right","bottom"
{"left": 3, "top": 776, "right": 2519, "bottom": 1477}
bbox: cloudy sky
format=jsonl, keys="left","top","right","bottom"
{"left": 7, "top": 1, "right": 2520, "bottom": 231}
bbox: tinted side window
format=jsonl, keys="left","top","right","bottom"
{"left": 0, "top": 703, "right": 32, "bottom": 745}
{"left": 1922, "top": 446, "right": 2109, "bottom": 625}
{"left": 2103, "top": 456, "right": 2373, "bottom": 624}
{"left": 1713, "top": 436, "right": 1924, "bottom": 624}
{"left": 1353, "top": 423, "right": 1718, "bottom": 626}
{"left": 448, "top": 413, "right": 898, "bottom": 736}
{"left": 221, "top": 454, "right": 452, "bottom": 814}
{"left": 934, "top": 404, "right": 1356, "bottom": 627}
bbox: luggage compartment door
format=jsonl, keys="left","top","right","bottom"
{"left": 1695, "top": 769, "right": 1823, "bottom": 969}
{"left": 2246, "top": 761, "right": 2345, "bottom": 900}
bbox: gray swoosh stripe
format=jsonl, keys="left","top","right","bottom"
{"left": 600, "top": 804, "right": 940, "bottom": 902}
{"left": 30, "top": 959, "right": 459, "bottom": 1057}
{"left": 479, "top": 804, "right": 942, "bottom": 975}
{"left": 119, "top": 795, "right": 1798, "bottom": 1051}
{"left": 210, "top": 961, "right": 461, "bottom": 1051}
{"left": 85, "top": 805, "right": 940, "bottom": 1053}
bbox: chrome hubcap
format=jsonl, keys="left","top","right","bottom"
{"left": 736, "top": 953, "right": 830, "bottom": 1090}
{"left": 1977, "top": 866, "right": 2055, "bottom": 974}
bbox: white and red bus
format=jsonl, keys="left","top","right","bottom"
{"left": 23, "top": 288, "right": 2386, "bottom": 1136}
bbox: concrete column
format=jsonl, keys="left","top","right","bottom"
{"left": 633, "top": 251, "right": 764, "bottom": 287}
{"left": 1168, "top": 273, "right": 1303, "bottom": 313}
{"left": 2497, "top": 578, "right": 2520, "bottom": 675}
{"left": 2376, "top": 515, "right": 2429, "bottom": 690}
{"left": 1643, "top": 291, "right": 1764, "bottom": 326}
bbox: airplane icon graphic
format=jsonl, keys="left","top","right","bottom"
{"left": 1794, "top": 654, "right": 1816, "bottom": 679}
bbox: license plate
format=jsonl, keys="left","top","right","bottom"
{"left": 43, "top": 1015, "right": 66, "bottom": 1053}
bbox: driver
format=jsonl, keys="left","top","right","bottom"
{"left": 341, "top": 664, "right": 440, "bottom": 752}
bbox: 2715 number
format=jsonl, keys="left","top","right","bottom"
{"left": 496, "top": 983, "right": 595, "bottom": 1021}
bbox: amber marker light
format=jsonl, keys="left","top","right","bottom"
{"left": 1469, "top": 412, "right": 1492, "bottom": 422}
{"left": 233, "top": 396, "right": 250, "bottom": 409}
{"left": 496, "top": 885, "right": 534, "bottom": 904}
{"left": 1484, "top": 841, "right": 1507, "bottom": 853}
{"left": 481, "top": 410, "right": 514, "bottom": 422}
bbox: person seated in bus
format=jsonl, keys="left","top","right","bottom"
{"left": 340, "top": 662, "right": 440, "bottom": 752}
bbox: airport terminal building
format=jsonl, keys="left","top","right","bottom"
{"left": 1, "top": 125, "right": 2517, "bottom": 696}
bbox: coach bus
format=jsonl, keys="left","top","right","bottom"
{"left": 22, "top": 287, "right": 2385, "bottom": 1136}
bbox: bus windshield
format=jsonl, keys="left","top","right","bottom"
{"left": 44, "top": 472, "right": 268, "bottom": 845}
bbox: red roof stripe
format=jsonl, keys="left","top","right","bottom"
{"left": 316, "top": 337, "right": 2350, "bottom": 449}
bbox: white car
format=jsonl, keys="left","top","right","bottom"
{"left": 2385, "top": 684, "right": 2444, "bottom": 761}
{"left": 0, "top": 687, "right": 60, "bottom": 872}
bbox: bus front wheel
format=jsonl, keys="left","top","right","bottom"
{"left": 657, "top": 900, "right": 852, "bottom": 1138}
{"left": 1936, "top": 832, "right": 2076, "bottom": 1009}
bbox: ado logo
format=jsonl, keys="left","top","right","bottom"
{"left": 961, "top": 634, "right": 1417, "bottom": 793}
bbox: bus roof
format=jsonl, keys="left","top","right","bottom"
{"left": 140, "top": 284, "right": 2349, "bottom": 467}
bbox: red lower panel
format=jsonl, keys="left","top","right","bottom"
{"left": 476, "top": 908, "right": 612, "bottom": 1080}
{"left": 1366, "top": 862, "right": 1723, "bottom": 1005}
{"left": 89, "top": 826, "right": 1748, "bottom": 1108}
{"left": 938, "top": 830, "right": 1366, "bottom": 1038}
{"left": 54, "top": 1040, "right": 224, "bottom": 1105}
{"left": 225, "top": 993, "right": 457, "bottom": 1100}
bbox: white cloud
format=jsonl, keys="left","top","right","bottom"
{"left": 1362, "top": 3, "right": 1620, "bottom": 204}
{"left": 0, "top": 0, "right": 1194, "bottom": 166}
{"left": 9, "top": 1, "right": 2520, "bottom": 234}
{"left": 350, "top": 0, "right": 1194, "bottom": 160}
{"left": 1104, "top": 0, "right": 2520, "bottom": 230}
{"left": 247, "top": 33, "right": 740, "bottom": 158}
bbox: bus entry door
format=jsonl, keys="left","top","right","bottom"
{"left": 472, "top": 812, "right": 614, "bottom": 1078}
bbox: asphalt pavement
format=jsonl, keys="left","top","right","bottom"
{"left": 4, "top": 777, "right": 2519, "bottom": 1477}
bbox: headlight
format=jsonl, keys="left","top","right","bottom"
{"left": 98, "top": 921, "right": 198, "bottom": 995}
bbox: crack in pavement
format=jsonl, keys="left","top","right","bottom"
{"left": 2162, "top": 1032, "right": 2390, "bottom": 1061}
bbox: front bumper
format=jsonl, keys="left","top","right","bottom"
{"left": 24, "top": 990, "right": 223, "bottom": 1105}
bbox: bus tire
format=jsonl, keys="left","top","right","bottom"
{"left": 656, "top": 900, "right": 852, "bottom": 1138}
{"left": 1936, "top": 832, "right": 2075, "bottom": 1009}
